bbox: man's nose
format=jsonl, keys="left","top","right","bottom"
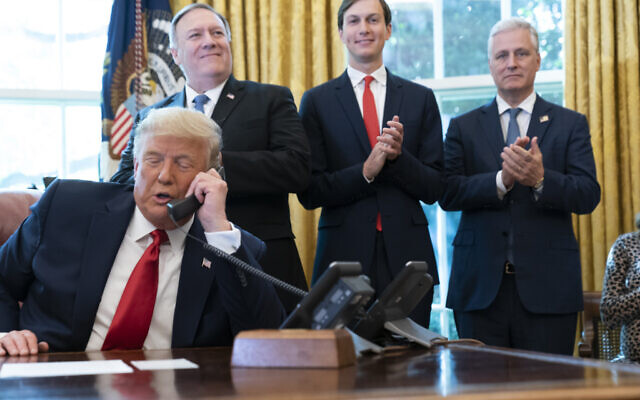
{"left": 157, "top": 162, "right": 174, "bottom": 183}
{"left": 506, "top": 53, "right": 517, "bottom": 68}
{"left": 202, "top": 32, "right": 216, "bottom": 47}
{"left": 358, "top": 21, "right": 371, "bottom": 34}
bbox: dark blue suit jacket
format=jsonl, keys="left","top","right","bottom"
{"left": 441, "top": 95, "right": 600, "bottom": 314}
{"left": 0, "top": 179, "right": 285, "bottom": 351}
{"left": 297, "top": 70, "right": 443, "bottom": 284}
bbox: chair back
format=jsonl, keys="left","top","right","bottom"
{"left": 0, "top": 189, "right": 42, "bottom": 246}
{"left": 579, "top": 290, "right": 621, "bottom": 360}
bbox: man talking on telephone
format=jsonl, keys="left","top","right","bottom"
{"left": 0, "top": 108, "right": 284, "bottom": 356}
{"left": 111, "top": 4, "right": 310, "bottom": 313}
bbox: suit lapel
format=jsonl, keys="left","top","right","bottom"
{"left": 480, "top": 99, "right": 504, "bottom": 166}
{"left": 171, "top": 219, "right": 216, "bottom": 348}
{"left": 382, "top": 71, "right": 403, "bottom": 125}
{"left": 527, "top": 94, "right": 553, "bottom": 145}
{"left": 71, "top": 189, "right": 136, "bottom": 349}
{"left": 334, "top": 71, "right": 372, "bottom": 155}
{"left": 169, "top": 90, "right": 187, "bottom": 108}
{"left": 212, "top": 75, "right": 246, "bottom": 127}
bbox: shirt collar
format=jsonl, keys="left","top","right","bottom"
{"left": 130, "top": 206, "right": 193, "bottom": 253}
{"left": 496, "top": 91, "right": 537, "bottom": 115}
{"left": 346, "top": 64, "right": 387, "bottom": 88}
{"left": 185, "top": 80, "right": 228, "bottom": 108}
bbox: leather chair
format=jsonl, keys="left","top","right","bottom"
{"left": 578, "top": 291, "right": 621, "bottom": 360}
{"left": 0, "top": 189, "right": 42, "bottom": 246}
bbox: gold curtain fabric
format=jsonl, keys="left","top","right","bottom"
{"left": 565, "top": 0, "right": 640, "bottom": 291}
{"left": 169, "top": 0, "right": 345, "bottom": 283}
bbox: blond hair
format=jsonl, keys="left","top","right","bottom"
{"left": 133, "top": 108, "right": 222, "bottom": 170}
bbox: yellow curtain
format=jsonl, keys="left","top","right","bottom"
{"left": 169, "top": 0, "right": 345, "bottom": 284}
{"left": 565, "top": 0, "right": 640, "bottom": 291}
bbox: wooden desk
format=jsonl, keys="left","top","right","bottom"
{"left": 2, "top": 343, "right": 640, "bottom": 399}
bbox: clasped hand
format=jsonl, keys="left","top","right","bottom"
{"left": 363, "top": 115, "right": 404, "bottom": 180}
{"left": 501, "top": 136, "right": 544, "bottom": 188}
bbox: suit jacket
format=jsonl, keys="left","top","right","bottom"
{"left": 440, "top": 95, "right": 600, "bottom": 314}
{"left": 297, "top": 70, "right": 443, "bottom": 284}
{"left": 111, "top": 75, "right": 310, "bottom": 243}
{"left": 0, "top": 179, "right": 285, "bottom": 352}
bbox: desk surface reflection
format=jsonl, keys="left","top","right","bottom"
{"left": 1, "top": 343, "right": 640, "bottom": 399}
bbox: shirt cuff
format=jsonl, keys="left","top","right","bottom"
{"left": 363, "top": 172, "right": 374, "bottom": 184}
{"left": 204, "top": 224, "right": 241, "bottom": 254}
{"left": 532, "top": 182, "right": 544, "bottom": 201}
{"left": 496, "top": 171, "right": 509, "bottom": 199}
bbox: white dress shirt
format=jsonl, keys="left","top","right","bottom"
{"left": 347, "top": 64, "right": 387, "bottom": 183}
{"left": 185, "top": 80, "right": 228, "bottom": 118}
{"left": 347, "top": 64, "right": 387, "bottom": 134}
{"left": 496, "top": 91, "right": 537, "bottom": 197}
{"left": 85, "top": 207, "right": 241, "bottom": 351}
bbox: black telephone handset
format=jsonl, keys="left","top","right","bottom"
{"left": 167, "top": 166, "right": 226, "bottom": 221}
{"left": 167, "top": 195, "right": 202, "bottom": 221}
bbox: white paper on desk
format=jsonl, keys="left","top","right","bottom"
{"left": 0, "top": 360, "right": 132, "bottom": 379}
{"left": 130, "top": 358, "right": 198, "bottom": 371}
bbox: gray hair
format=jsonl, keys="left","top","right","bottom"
{"left": 488, "top": 17, "right": 539, "bottom": 57}
{"left": 133, "top": 108, "right": 222, "bottom": 170}
{"left": 169, "top": 3, "right": 232, "bottom": 48}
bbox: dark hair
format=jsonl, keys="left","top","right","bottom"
{"left": 337, "top": 0, "right": 392, "bottom": 30}
{"left": 169, "top": 3, "right": 232, "bottom": 47}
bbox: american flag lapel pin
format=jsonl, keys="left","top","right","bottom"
{"left": 202, "top": 258, "right": 212, "bottom": 269}
{"left": 539, "top": 115, "right": 549, "bottom": 123}
{"left": 226, "top": 93, "right": 235, "bottom": 100}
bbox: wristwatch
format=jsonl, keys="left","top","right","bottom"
{"left": 533, "top": 176, "right": 544, "bottom": 190}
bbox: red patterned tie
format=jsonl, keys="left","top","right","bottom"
{"left": 102, "top": 229, "right": 169, "bottom": 350}
{"left": 363, "top": 75, "right": 382, "bottom": 231}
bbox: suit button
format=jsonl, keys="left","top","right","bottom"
{"left": 502, "top": 231, "right": 508, "bottom": 237}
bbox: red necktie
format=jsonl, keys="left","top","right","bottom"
{"left": 363, "top": 75, "right": 382, "bottom": 231}
{"left": 102, "top": 229, "right": 168, "bottom": 350}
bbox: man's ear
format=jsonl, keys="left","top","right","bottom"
{"left": 170, "top": 47, "right": 180, "bottom": 65}
{"left": 133, "top": 157, "right": 139, "bottom": 178}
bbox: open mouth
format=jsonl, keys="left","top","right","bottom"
{"left": 154, "top": 193, "right": 173, "bottom": 204}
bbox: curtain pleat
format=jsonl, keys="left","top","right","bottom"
{"left": 566, "top": 0, "right": 640, "bottom": 291}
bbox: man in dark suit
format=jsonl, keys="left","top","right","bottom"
{"left": 440, "top": 18, "right": 600, "bottom": 355}
{"left": 111, "top": 4, "right": 309, "bottom": 313}
{"left": 0, "top": 108, "right": 284, "bottom": 356}
{"left": 297, "top": 0, "right": 443, "bottom": 327}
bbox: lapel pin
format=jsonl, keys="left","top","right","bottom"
{"left": 226, "top": 93, "right": 235, "bottom": 100}
{"left": 539, "top": 115, "right": 549, "bottom": 123}
{"left": 202, "top": 258, "right": 212, "bottom": 269}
